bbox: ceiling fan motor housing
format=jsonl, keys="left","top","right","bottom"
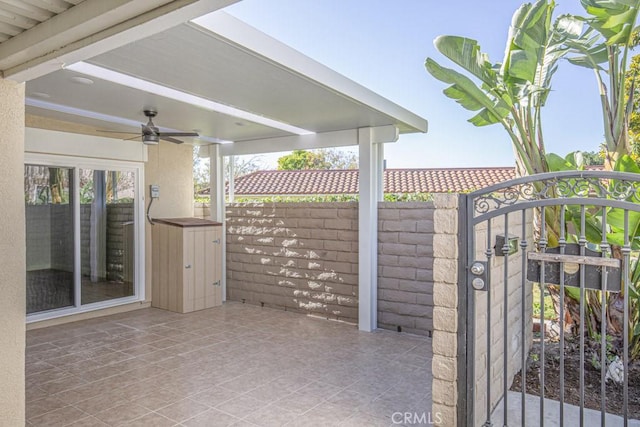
{"left": 143, "top": 134, "right": 160, "bottom": 144}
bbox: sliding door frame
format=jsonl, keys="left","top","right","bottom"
{"left": 25, "top": 153, "right": 145, "bottom": 322}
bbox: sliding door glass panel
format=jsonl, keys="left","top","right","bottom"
{"left": 25, "top": 166, "right": 74, "bottom": 314}
{"left": 80, "top": 169, "right": 135, "bottom": 305}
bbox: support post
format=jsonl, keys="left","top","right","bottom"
{"left": 228, "top": 155, "right": 235, "bottom": 203}
{"left": 358, "top": 127, "right": 380, "bottom": 331}
{"left": 0, "top": 78, "right": 26, "bottom": 425}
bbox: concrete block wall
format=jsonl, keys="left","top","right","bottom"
{"left": 225, "top": 202, "right": 359, "bottom": 323}
{"left": 378, "top": 202, "right": 434, "bottom": 335}
{"left": 429, "top": 194, "right": 461, "bottom": 426}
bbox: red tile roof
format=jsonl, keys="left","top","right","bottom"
{"left": 229, "top": 167, "right": 517, "bottom": 195}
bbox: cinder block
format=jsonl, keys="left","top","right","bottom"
{"left": 433, "top": 259, "right": 458, "bottom": 284}
{"left": 434, "top": 209, "right": 458, "bottom": 235}
{"left": 378, "top": 232, "right": 399, "bottom": 244}
{"left": 432, "top": 331, "right": 457, "bottom": 358}
{"left": 324, "top": 219, "right": 354, "bottom": 230}
{"left": 433, "top": 283, "right": 457, "bottom": 309}
{"left": 324, "top": 240, "right": 352, "bottom": 252}
{"left": 398, "top": 232, "right": 433, "bottom": 245}
{"left": 385, "top": 243, "right": 418, "bottom": 257}
{"left": 433, "top": 193, "right": 459, "bottom": 209}
{"left": 433, "top": 307, "right": 458, "bottom": 333}
{"left": 378, "top": 209, "right": 400, "bottom": 220}
{"left": 382, "top": 289, "right": 417, "bottom": 304}
{"left": 399, "top": 208, "right": 433, "bottom": 220}
{"left": 382, "top": 220, "right": 417, "bottom": 232}
{"left": 432, "top": 354, "right": 457, "bottom": 382}
{"left": 382, "top": 266, "right": 416, "bottom": 280}
{"left": 416, "top": 220, "right": 435, "bottom": 233}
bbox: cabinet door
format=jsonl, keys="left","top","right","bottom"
{"left": 182, "top": 228, "right": 196, "bottom": 313}
{"left": 205, "top": 226, "right": 222, "bottom": 308}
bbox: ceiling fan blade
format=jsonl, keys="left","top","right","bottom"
{"left": 157, "top": 132, "right": 199, "bottom": 137}
{"left": 97, "top": 130, "right": 139, "bottom": 135}
{"left": 160, "top": 136, "right": 184, "bottom": 144}
{"left": 124, "top": 135, "right": 142, "bottom": 141}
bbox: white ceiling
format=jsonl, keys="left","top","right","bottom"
{"left": 19, "top": 4, "right": 428, "bottom": 147}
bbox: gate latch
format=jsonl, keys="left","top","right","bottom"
{"left": 468, "top": 261, "right": 488, "bottom": 291}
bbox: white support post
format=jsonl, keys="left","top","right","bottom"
{"left": 208, "top": 144, "right": 227, "bottom": 301}
{"left": 358, "top": 127, "right": 379, "bottom": 332}
{"left": 228, "top": 155, "right": 235, "bottom": 203}
{"left": 376, "top": 142, "right": 385, "bottom": 201}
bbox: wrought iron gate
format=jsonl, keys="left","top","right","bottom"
{"left": 459, "top": 171, "right": 640, "bottom": 426}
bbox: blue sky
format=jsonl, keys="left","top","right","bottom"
{"left": 226, "top": 0, "right": 606, "bottom": 169}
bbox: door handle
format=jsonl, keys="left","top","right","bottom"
{"left": 212, "top": 239, "right": 221, "bottom": 244}
{"left": 185, "top": 264, "right": 192, "bottom": 269}
{"left": 212, "top": 280, "right": 221, "bottom": 286}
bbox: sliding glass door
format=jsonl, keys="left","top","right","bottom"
{"left": 79, "top": 169, "right": 136, "bottom": 305}
{"left": 25, "top": 166, "right": 75, "bottom": 314}
{"left": 25, "top": 158, "right": 142, "bottom": 318}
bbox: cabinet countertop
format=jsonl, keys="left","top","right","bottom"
{"left": 154, "top": 217, "right": 223, "bottom": 228}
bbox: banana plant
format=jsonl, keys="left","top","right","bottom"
{"left": 565, "top": 0, "right": 640, "bottom": 169}
{"left": 426, "top": 0, "right": 582, "bottom": 178}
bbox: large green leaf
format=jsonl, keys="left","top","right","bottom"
{"left": 433, "top": 36, "right": 497, "bottom": 87}
{"left": 425, "top": 58, "right": 510, "bottom": 125}
{"left": 580, "top": 0, "right": 640, "bottom": 46}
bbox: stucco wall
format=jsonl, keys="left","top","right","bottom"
{"left": 0, "top": 78, "right": 26, "bottom": 425}
{"left": 226, "top": 202, "right": 359, "bottom": 322}
{"left": 378, "top": 202, "right": 434, "bottom": 335}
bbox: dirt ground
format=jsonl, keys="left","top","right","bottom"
{"left": 510, "top": 336, "right": 640, "bottom": 417}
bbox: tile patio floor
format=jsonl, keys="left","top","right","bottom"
{"left": 26, "top": 302, "right": 433, "bottom": 426}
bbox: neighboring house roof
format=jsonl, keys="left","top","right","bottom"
{"left": 224, "top": 167, "right": 517, "bottom": 195}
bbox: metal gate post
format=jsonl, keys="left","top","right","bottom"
{"left": 457, "top": 193, "right": 472, "bottom": 426}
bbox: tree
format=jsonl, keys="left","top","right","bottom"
{"left": 426, "top": 0, "right": 581, "bottom": 178}
{"left": 581, "top": 150, "right": 605, "bottom": 165}
{"left": 566, "top": 0, "right": 640, "bottom": 170}
{"left": 226, "top": 155, "right": 263, "bottom": 179}
{"left": 277, "top": 149, "right": 357, "bottom": 170}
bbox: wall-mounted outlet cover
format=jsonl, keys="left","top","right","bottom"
{"left": 150, "top": 184, "right": 160, "bottom": 198}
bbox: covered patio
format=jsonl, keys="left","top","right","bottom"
{"left": 1, "top": 0, "right": 430, "bottom": 425}
{"left": 26, "top": 303, "right": 432, "bottom": 426}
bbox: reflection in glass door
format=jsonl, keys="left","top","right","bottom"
{"left": 79, "top": 169, "right": 135, "bottom": 304}
{"left": 25, "top": 166, "right": 74, "bottom": 314}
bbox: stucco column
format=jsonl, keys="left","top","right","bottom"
{"left": 0, "top": 78, "right": 26, "bottom": 425}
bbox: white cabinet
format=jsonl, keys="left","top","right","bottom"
{"left": 152, "top": 218, "right": 222, "bottom": 313}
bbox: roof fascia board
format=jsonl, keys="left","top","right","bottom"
{"left": 2, "top": 0, "right": 240, "bottom": 82}
{"left": 191, "top": 12, "right": 428, "bottom": 134}
{"left": 220, "top": 126, "right": 398, "bottom": 157}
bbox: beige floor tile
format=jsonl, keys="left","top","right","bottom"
{"left": 182, "top": 408, "right": 242, "bottom": 427}
{"left": 94, "top": 402, "right": 151, "bottom": 425}
{"left": 124, "top": 412, "right": 176, "bottom": 427}
{"left": 190, "top": 386, "right": 238, "bottom": 407}
{"left": 133, "top": 388, "right": 183, "bottom": 411}
{"left": 26, "top": 396, "right": 69, "bottom": 420}
{"left": 156, "top": 398, "right": 211, "bottom": 423}
{"left": 26, "top": 304, "right": 432, "bottom": 426}
{"left": 66, "top": 416, "right": 110, "bottom": 426}
{"left": 29, "top": 405, "right": 88, "bottom": 427}
{"left": 214, "top": 395, "right": 269, "bottom": 419}
{"left": 242, "top": 404, "right": 298, "bottom": 427}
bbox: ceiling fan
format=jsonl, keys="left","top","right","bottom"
{"left": 101, "top": 109, "right": 199, "bottom": 145}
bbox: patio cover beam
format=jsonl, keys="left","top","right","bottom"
{"left": 220, "top": 126, "right": 398, "bottom": 156}
{"left": 1, "top": 0, "right": 239, "bottom": 82}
